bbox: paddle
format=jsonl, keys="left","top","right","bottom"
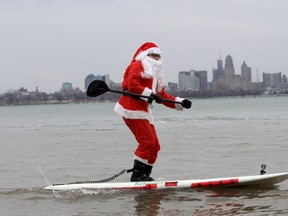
{"left": 86, "top": 80, "right": 184, "bottom": 105}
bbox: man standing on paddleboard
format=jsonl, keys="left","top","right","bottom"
{"left": 114, "top": 42, "right": 191, "bottom": 182}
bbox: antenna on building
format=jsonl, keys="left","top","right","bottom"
{"left": 219, "top": 47, "right": 222, "bottom": 60}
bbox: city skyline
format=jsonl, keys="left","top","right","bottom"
{"left": 2, "top": 53, "right": 286, "bottom": 94}
{"left": 1, "top": 0, "right": 288, "bottom": 93}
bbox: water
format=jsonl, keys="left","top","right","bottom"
{"left": 0, "top": 96, "right": 288, "bottom": 215}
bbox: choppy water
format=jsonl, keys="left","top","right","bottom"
{"left": 1, "top": 96, "right": 288, "bottom": 215}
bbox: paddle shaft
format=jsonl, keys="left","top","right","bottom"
{"left": 87, "top": 80, "right": 183, "bottom": 105}
{"left": 109, "top": 89, "right": 183, "bottom": 104}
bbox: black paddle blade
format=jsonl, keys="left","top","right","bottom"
{"left": 86, "top": 80, "right": 110, "bottom": 97}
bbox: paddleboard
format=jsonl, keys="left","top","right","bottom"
{"left": 44, "top": 172, "right": 288, "bottom": 191}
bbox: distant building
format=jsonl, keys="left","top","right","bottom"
{"left": 166, "top": 82, "right": 178, "bottom": 93}
{"left": 273, "top": 72, "right": 282, "bottom": 84}
{"left": 85, "top": 74, "right": 96, "bottom": 90}
{"left": 213, "top": 58, "right": 224, "bottom": 79}
{"left": 241, "top": 61, "right": 252, "bottom": 83}
{"left": 224, "top": 55, "right": 235, "bottom": 78}
{"left": 18, "top": 87, "right": 29, "bottom": 96}
{"left": 263, "top": 72, "right": 282, "bottom": 88}
{"left": 212, "top": 55, "right": 236, "bottom": 90}
{"left": 212, "top": 55, "right": 251, "bottom": 91}
{"left": 110, "top": 82, "right": 122, "bottom": 91}
{"left": 18, "top": 87, "right": 28, "bottom": 92}
{"left": 263, "top": 73, "right": 273, "bottom": 88}
{"left": 194, "top": 70, "right": 208, "bottom": 89}
{"left": 61, "top": 82, "right": 73, "bottom": 91}
{"left": 283, "top": 74, "right": 287, "bottom": 83}
{"left": 85, "top": 74, "right": 111, "bottom": 90}
{"left": 178, "top": 70, "right": 200, "bottom": 90}
{"left": 241, "top": 61, "right": 252, "bottom": 90}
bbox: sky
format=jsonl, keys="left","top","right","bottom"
{"left": 1, "top": 0, "right": 288, "bottom": 93}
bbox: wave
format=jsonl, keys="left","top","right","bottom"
{"left": 0, "top": 186, "right": 152, "bottom": 201}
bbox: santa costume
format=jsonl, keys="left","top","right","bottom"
{"left": 114, "top": 42, "right": 187, "bottom": 181}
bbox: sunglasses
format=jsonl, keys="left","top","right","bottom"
{"left": 148, "top": 53, "right": 161, "bottom": 59}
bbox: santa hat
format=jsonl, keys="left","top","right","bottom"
{"left": 131, "top": 42, "right": 162, "bottom": 62}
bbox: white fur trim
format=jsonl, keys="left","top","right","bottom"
{"left": 114, "top": 102, "right": 154, "bottom": 125}
{"left": 175, "top": 97, "right": 184, "bottom": 111}
{"left": 141, "top": 87, "right": 153, "bottom": 102}
{"left": 134, "top": 156, "right": 154, "bottom": 166}
{"left": 141, "top": 72, "right": 153, "bottom": 79}
{"left": 135, "top": 47, "right": 162, "bottom": 61}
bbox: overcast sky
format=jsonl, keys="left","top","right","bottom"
{"left": 1, "top": 0, "right": 287, "bottom": 93}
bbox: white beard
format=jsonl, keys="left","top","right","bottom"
{"left": 141, "top": 56, "right": 166, "bottom": 93}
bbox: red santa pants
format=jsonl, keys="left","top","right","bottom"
{"left": 123, "top": 118, "right": 160, "bottom": 165}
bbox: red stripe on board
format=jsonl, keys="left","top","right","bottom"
{"left": 117, "top": 183, "right": 158, "bottom": 190}
{"left": 145, "top": 183, "right": 157, "bottom": 189}
{"left": 165, "top": 181, "right": 178, "bottom": 187}
{"left": 191, "top": 178, "right": 239, "bottom": 188}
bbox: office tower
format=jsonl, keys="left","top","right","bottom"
{"left": 84, "top": 74, "right": 111, "bottom": 90}
{"left": 213, "top": 58, "right": 224, "bottom": 79}
{"left": 178, "top": 70, "right": 200, "bottom": 91}
{"left": 241, "top": 61, "right": 252, "bottom": 84}
{"left": 272, "top": 72, "right": 282, "bottom": 84}
{"left": 263, "top": 73, "right": 272, "bottom": 87}
{"left": 194, "top": 70, "right": 208, "bottom": 90}
{"left": 224, "top": 55, "right": 235, "bottom": 78}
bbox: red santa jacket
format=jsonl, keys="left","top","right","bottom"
{"left": 114, "top": 60, "right": 183, "bottom": 124}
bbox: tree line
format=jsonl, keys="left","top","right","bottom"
{"left": 0, "top": 87, "right": 272, "bottom": 106}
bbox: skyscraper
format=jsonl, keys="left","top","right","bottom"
{"left": 84, "top": 74, "right": 111, "bottom": 90}
{"left": 178, "top": 71, "right": 200, "bottom": 90}
{"left": 263, "top": 73, "right": 272, "bottom": 88}
{"left": 273, "top": 72, "right": 282, "bottom": 84}
{"left": 224, "top": 55, "right": 235, "bottom": 78}
{"left": 213, "top": 55, "right": 237, "bottom": 90}
{"left": 241, "top": 61, "right": 252, "bottom": 90}
{"left": 213, "top": 57, "right": 224, "bottom": 79}
{"left": 241, "top": 61, "right": 252, "bottom": 84}
{"left": 194, "top": 70, "right": 208, "bottom": 89}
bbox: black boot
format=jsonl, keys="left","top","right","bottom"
{"left": 143, "top": 164, "right": 155, "bottom": 181}
{"left": 128, "top": 160, "right": 154, "bottom": 182}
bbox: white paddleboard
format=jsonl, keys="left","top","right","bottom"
{"left": 44, "top": 172, "right": 288, "bottom": 191}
